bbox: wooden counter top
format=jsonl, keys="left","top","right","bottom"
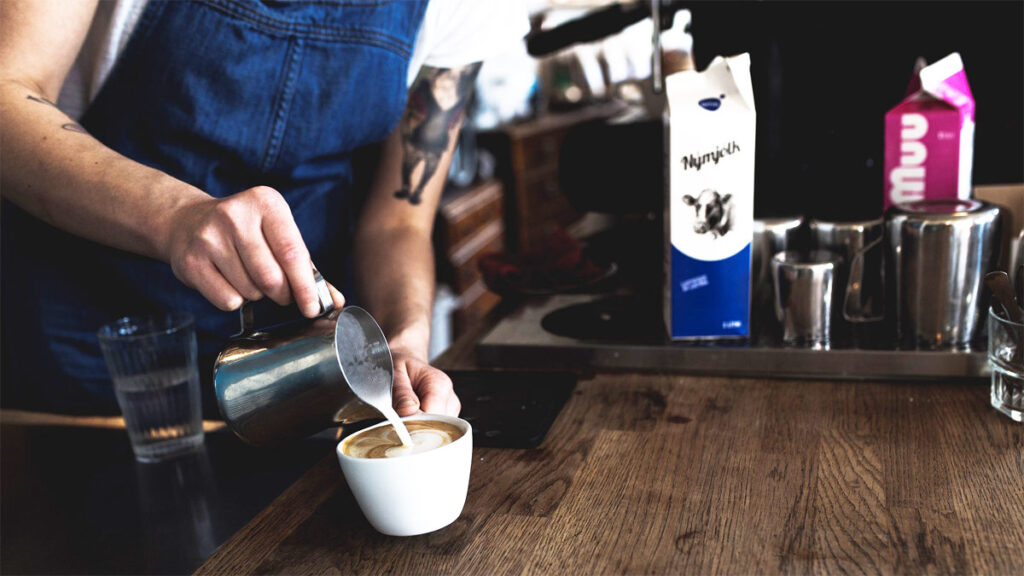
{"left": 195, "top": 316, "right": 1024, "bottom": 575}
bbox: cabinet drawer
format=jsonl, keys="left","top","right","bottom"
{"left": 438, "top": 180, "right": 504, "bottom": 250}
{"left": 447, "top": 220, "right": 504, "bottom": 295}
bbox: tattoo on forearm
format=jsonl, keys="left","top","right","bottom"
{"left": 394, "top": 62, "right": 481, "bottom": 206}
{"left": 26, "top": 94, "right": 87, "bottom": 134}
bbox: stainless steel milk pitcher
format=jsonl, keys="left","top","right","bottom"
{"left": 809, "top": 218, "right": 886, "bottom": 324}
{"left": 885, "top": 199, "right": 1001, "bottom": 350}
{"left": 214, "top": 271, "right": 393, "bottom": 446}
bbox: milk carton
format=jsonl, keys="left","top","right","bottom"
{"left": 664, "top": 53, "right": 756, "bottom": 340}
{"left": 884, "top": 52, "right": 975, "bottom": 209}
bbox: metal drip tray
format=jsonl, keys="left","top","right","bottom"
{"left": 476, "top": 294, "right": 989, "bottom": 381}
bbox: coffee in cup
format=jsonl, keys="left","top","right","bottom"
{"left": 341, "top": 420, "right": 464, "bottom": 459}
{"left": 337, "top": 414, "right": 472, "bottom": 536}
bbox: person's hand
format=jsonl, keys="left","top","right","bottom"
{"left": 390, "top": 348, "right": 460, "bottom": 417}
{"left": 163, "top": 186, "right": 344, "bottom": 316}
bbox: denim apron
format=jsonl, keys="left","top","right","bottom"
{"left": 1, "top": 0, "right": 428, "bottom": 414}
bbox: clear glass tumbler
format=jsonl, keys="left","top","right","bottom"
{"left": 988, "top": 306, "right": 1024, "bottom": 423}
{"left": 97, "top": 312, "right": 205, "bottom": 461}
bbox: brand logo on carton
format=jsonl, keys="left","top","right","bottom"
{"left": 889, "top": 113, "right": 928, "bottom": 204}
{"left": 680, "top": 141, "right": 741, "bottom": 171}
{"left": 698, "top": 96, "right": 723, "bottom": 111}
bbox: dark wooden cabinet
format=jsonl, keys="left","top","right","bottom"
{"left": 435, "top": 179, "right": 504, "bottom": 337}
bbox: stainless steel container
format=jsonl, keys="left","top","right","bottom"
{"left": 885, "top": 199, "right": 1002, "bottom": 350}
{"left": 809, "top": 218, "right": 885, "bottom": 324}
{"left": 771, "top": 250, "right": 841, "bottom": 350}
{"left": 752, "top": 217, "right": 804, "bottom": 329}
{"left": 214, "top": 272, "right": 393, "bottom": 446}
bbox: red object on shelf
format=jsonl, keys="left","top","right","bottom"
{"left": 478, "top": 229, "right": 614, "bottom": 296}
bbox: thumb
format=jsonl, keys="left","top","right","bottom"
{"left": 326, "top": 281, "right": 346, "bottom": 310}
{"left": 391, "top": 366, "right": 420, "bottom": 416}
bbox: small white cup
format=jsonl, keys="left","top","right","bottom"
{"left": 336, "top": 414, "right": 473, "bottom": 536}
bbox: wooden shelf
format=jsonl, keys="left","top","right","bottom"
{"left": 435, "top": 179, "right": 506, "bottom": 338}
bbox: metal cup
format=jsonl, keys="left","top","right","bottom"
{"left": 885, "top": 199, "right": 1002, "bottom": 350}
{"left": 809, "top": 218, "right": 885, "bottom": 324}
{"left": 213, "top": 271, "right": 393, "bottom": 446}
{"left": 752, "top": 217, "right": 804, "bottom": 330}
{"left": 771, "top": 250, "right": 842, "bottom": 350}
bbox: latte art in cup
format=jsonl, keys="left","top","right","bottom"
{"left": 337, "top": 414, "right": 472, "bottom": 535}
{"left": 342, "top": 420, "right": 464, "bottom": 459}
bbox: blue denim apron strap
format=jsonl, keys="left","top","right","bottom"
{"left": 3, "top": 0, "right": 429, "bottom": 413}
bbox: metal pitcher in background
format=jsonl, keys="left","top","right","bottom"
{"left": 885, "top": 199, "right": 1002, "bottom": 351}
{"left": 752, "top": 217, "right": 804, "bottom": 328}
{"left": 809, "top": 218, "right": 886, "bottom": 325}
{"left": 213, "top": 270, "right": 393, "bottom": 446}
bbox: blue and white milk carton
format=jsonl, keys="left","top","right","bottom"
{"left": 664, "top": 53, "right": 756, "bottom": 340}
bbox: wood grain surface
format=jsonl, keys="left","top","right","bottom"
{"left": 195, "top": 369, "right": 1023, "bottom": 575}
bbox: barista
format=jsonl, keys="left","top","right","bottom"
{"left": 0, "top": 0, "right": 529, "bottom": 416}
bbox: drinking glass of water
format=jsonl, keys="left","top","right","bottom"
{"left": 988, "top": 306, "right": 1024, "bottom": 423}
{"left": 97, "top": 312, "right": 205, "bottom": 462}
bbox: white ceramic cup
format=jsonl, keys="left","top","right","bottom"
{"left": 336, "top": 413, "right": 473, "bottom": 536}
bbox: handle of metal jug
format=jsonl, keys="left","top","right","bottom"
{"left": 842, "top": 236, "right": 885, "bottom": 323}
{"left": 237, "top": 268, "right": 335, "bottom": 335}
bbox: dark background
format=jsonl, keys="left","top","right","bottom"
{"left": 685, "top": 0, "right": 1022, "bottom": 220}
{"left": 553, "top": 1, "right": 1022, "bottom": 222}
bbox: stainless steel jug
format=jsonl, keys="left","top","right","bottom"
{"left": 771, "top": 249, "right": 841, "bottom": 349}
{"left": 752, "top": 216, "right": 804, "bottom": 329}
{"left": 214, "top": 271, "right": 393, "bottom": 446}
{"left": 885, "top": 199, "right": 1002, "bottom": 350}
{"left": 809, "top": 218, "right": 885, "bottom": 324}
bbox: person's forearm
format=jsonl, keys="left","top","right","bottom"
{"left": 353, "top": 123, "right": 442, "bottom": 362}
{"left": 0, "top": 80, "right": 208, "bottom": 261}
{"left": 352, "top": 62, "right": 482, "bottom": 360}
{"left": 353, "top": 225, "right": 436, "bottom": 361}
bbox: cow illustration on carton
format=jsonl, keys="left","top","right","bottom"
{"left": 682, "top": 189, "right": 732, "bottom": 238}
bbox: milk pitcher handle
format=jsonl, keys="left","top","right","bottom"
{"left": 237, "top": 268, "right": 335, "bottom": 335}
{"left": 843, "top": 236, "right": 885, "bottom": 323}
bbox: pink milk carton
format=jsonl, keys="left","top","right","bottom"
{"left": 883, "top": 52, "right": 975, "bottom": 210}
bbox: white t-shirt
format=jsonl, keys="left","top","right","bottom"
{"left": 58, "top": 0, "right": 530, "bottom": 120}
